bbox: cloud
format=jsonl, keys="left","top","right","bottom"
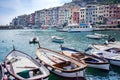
{"left": 0, "top": 0, "right": 71, "bottom": 25}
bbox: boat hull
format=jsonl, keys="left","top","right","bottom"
{"left": 86, "top": 35, "right": 102, "bottom": 39}
{"left": 69, "top": 28, "right": 93, "bottom": 32}
{"left": 47, "top": 66, "right": 84, "bottom": 78}
{"left": 61, "top": 46, "right": 109, "bottom": 70}
{"left": 52, "top": 39, "right": 64, "bottom": 43}
{"left": 4, "top": 50, "right": 50, "bottom": 80}
{"left": 87, "top": 63, "right": 109, "bottom": 70}
{"left": 62, "top": 28, "right": 93, "bottom": 32}
{"left": 36, "top": 47, "right": 87, "bottom": 79}
{"left": 93, "top": 53, "right": 120, "bottom": 67}
{"left": 109, "top": 59, "right": 120, "bottom": 66}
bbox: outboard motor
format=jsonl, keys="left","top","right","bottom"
{"left": 33, "top": 37, "right": 37, "bottom": 42}
{"left": 85, "top": 45, "right": 93, "bottom": 52}
{"left": 108, "top": 37, "right": 116, "bottom": 42}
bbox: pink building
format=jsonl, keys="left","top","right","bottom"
{"left": 108, "top": 4, "right": 120, "bottom": 19}
{"left": 73, "top": 12, "right": 79, "bottom": 24}
{"left": 26, "top": 13, "right": 35, "bottom": 27}
{"left": 71, "top": 6, "right": 80, "bottom": 24}
{"left": 26, "top": 15, "right": 31, "bottom": 27}
{"left": 107, "top": 19, "right": 120, "bottom": 25}
{"left": 30, "top": 13, "right": 35, "bottom": 24}
{"left": 106, "top": 4, "right": 120, "bottom": 25}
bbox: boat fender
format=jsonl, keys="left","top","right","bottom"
{"left": 29, "top": 71, "right": 34, "bottom": 77}
{"left": 3, "top": 75, "right": 8, "bottom": 80}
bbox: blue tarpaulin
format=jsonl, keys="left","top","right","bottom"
{"left": 80, "top": 23, "right": 87, "bottom": 26}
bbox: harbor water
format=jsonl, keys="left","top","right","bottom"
{"left": 0, "top": 29, "right": 120, "bottom": 80}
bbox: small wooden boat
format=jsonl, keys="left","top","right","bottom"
{"left": 29, "top": 37, "right": 39, "bottom": 44}
{"left": 0, "top": 64, "right": 4, "bottom": 80}
{"left": 36, "top": 47, "right": 87, "bottom": 79}
{"left": 61, "top": 46, "right": 110, "bottom": 70}
{"left": 4, "top": 47, "right": 50, "bottom": 80}
{"left": 51, "top": 36, "right": 64, "bottom": 43}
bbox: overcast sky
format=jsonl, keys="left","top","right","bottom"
{"left": 0, "top": 0, "right": 71, "bottom": 25}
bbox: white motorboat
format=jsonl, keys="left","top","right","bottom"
{"left": 94, "top": 33, "right": 108, "bottom": 38}
{"left": 4, "top": 47, "right": 50, "bottom": 80}
{"left": 86, "top": 34, "right": 102, "bottom": 39}
{"left": 92, "top": 49, "right": 120, "bottom": 66}
{"left": 60, "top": 46, "right": 109, "bottom": 70}
{"left": 90, "top": 41, "right": 120, "bottom": 51}
{"left": 59, "top": 23, "right": 93, "bottom": 32}
{"left": 86, "top": 33, "right": 109, "bottom": 39}
{"left": 51, "top": 36, "right": 64, "bottom": 43}
{"left": 36, "top": 46, "right": 87, "bottom": 79}
{"left": 88, "top": 42, "right": 120, "bottom": 66}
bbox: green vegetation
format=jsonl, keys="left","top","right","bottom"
{"left": 84, "top": 0, "right": 120, "bottom": 5}
{"left": 99, "top": 0, "right": 120, "bottom": 4}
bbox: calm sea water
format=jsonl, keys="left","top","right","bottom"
{"left": 0, "top": 29, "right": 120, "bottom": 80}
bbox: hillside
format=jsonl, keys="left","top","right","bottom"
{"left": 72, "top": 0, "right": 120, "bottom": 5}
{"left": 98, "top": 0, "right": 120, "bottom": 4}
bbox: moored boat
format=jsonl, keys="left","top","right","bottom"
{"left": 36, "top": 46, "right": 87, "bottom": 79}
{"left": 59, "top": 23, "right": 93, "bottom": 32}
{"left": 89, "top": 41, "right": 120, "bottom": 51}
{"left": 4, "top": 47, "right": 50, "bottom": 80}
{"left": 90, "top": 44, "right": 120, "bottom": 66}
{"left": 86, "top": 33, "right": 109, "bottom": 39}
{"left": 51, "top": 36, "right": 64, "bottom": 43}
{"left": 92, "top": 50, "right": 120, "bottom": 66}
{"left": 94, "top": 33, "right": 109, "bottom": 38}
{"left": 86, "top": 34, "right": 102, "bottom": 39}
{"left": 29, "top": 37, "right": 39, "bottom": 44}
{"left": 60, "top": 46, "right": 109, "bottom": 70}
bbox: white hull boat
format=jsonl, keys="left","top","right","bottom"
{"left": 4, "top": 47, "right": 50, "bottom": 80}
{"left": 88, "top": 42, "right": 120, "bottom": 66}
{"left": 86, "top": 33, "right": 109, "bottom": 39}
{"left": 51, "top": 36, "right": 64, "bottom": 43}
{"left": 61, "top": 46, "right": 109, "bottom": 70}
{"left": 36, "top": 47, "right": 87, "bottom": 79}
{"left": 94, "top": 33, "right": 108, "bottom": 38}
{"left": 92, "top": 49, "right": 120, "bottom": 66}
{"left": 109, "top": 59, "right": 120, "bottom": 66}
{"left": 59, "top": 23, "right": 93, "bottom": 32}
{"left": 86, "top": 34, "right": 102, "bottom": 39}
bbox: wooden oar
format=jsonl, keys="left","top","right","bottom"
{"left": 16, "top": 66, "right": 36, "bottom": 68}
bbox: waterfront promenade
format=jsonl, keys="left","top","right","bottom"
{"left": 0, "top": 25, "right": 23, "bottom": 29}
